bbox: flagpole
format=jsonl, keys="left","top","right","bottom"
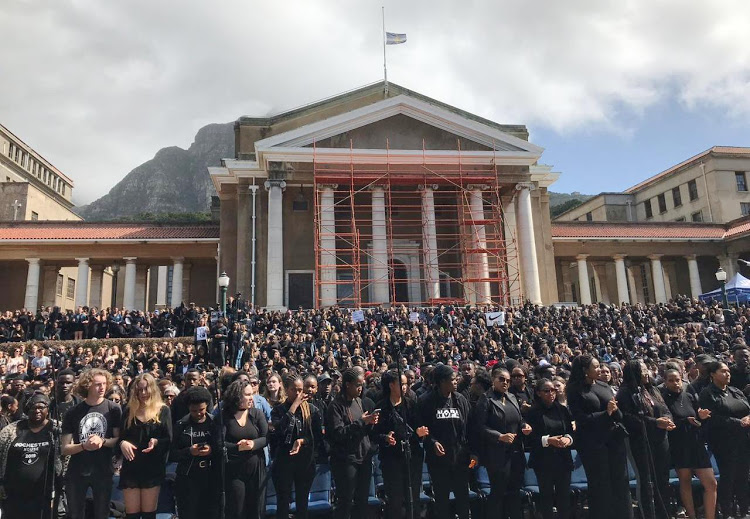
{"left": 382, "top": 6, "right": 388, "bottom": 95}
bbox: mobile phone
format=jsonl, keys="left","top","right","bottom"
{"left": 196, "top": 442, "right": 207, "bottom": 448}
{"left": 373, "top": 408, "right": 381, "bottom": 415}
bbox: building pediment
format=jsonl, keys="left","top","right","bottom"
{"left": 254, "top": 94, "right": 542, "bottom": 157}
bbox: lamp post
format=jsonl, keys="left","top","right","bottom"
{"left": 111, "top": 263, "right": 120, "bottom": 309}
{"left": 715, "top": 267, "right": 728, "bottom": 308}
{"left": 218, "top": 271, "right": 230, "bottom": 315}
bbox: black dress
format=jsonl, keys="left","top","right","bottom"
{"left": 119, "top": 405, "right": 173, "bottom": 489}
{"left": 659, "top": 388, "right": 710, "bottom": 469}
{"left": 224, "top": 407, "right": 268, "bottom": 519}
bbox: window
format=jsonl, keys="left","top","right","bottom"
{"left": 7, "top": 143, "right": 12, "bottom": 157}
{"left": 61, "top": 184, "right": 66, "bottom": 196}
{"left": 640, "top": 265, "right": 651, "bottom": 303}
{"left": 688, "top": 179, "right": 699, "bottom": 201}
{"left": 672, "top": 186, "right": 682, "bottom": 207}
{"left": 675, "top": 217, "right": 686, "bottom": 222}
{"left": 586, "top": 212, "right": 593, "bottom": 221}
{"left": 66, "top": 278, "right": 75, "bottom": 299}
{"left": 56, "top": 274, "right": 64, "bottom": 296}
{"left": 644, "top": 199, "right": 653, "bottom": 219}
{"left": 657, "top": 193, "right": 667, "bottom": 213}
{"left": 742, "top": 203, "right": 750, "bottom": 216}
{"left": 5, "top": 177, "right": 9, "bottom": 182}
{"left": 737, "top": 172, "right": 748, "bottom": 192}
{"left": 30, "top": 211, "right": 38, "bottom": 221}
{"left": 691, "top": 211, "right": 703, "bottom": 222}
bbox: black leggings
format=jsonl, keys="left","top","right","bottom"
{"left": 428, "top": 461, "right": 470, "bottom": 519}
{"left": 225, "top": 465, "right": 265, "bottom": 519}
{"left": 331, "top": 459, "right": 372, "bottom": 519}
{"left": 628, "top": 437, "right": 671, "bottom": 519}
{"left": 535, "top": 468, "right": 571, "bottom": 519}
{"left": 175, "top": 470, "right": 218, "bottom": 519}
{"left": 380, "top": 454, "right": 422, "bottom": 519}
{"left": 712, "top": 444, "right": 750, "bottom": 517}
{"left": 272, "top": 456, "right": 315, "bottom": 519}
{"left": 578, "top": 439, "right": 633, "bottom": 519}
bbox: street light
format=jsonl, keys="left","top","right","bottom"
{"left": 111, "top": 262, "right": 120, "bottom": 309}
{"left": 218, "top": 271, "right": 230, "bottom": 315}
{"left": 715, "top": 267, "right": 728, "bottom": 308}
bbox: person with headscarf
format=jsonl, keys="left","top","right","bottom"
{"left": 419, "top": 363, "right": 474, "bottom": 519}
{"left": 271, "top": 374, "right": 325, "bottom": 519}
{"left": 0, "top": 392, "right": 61, "bottom": 519}
{"left": 617, "top": 360, "right": 675, "bottom": 519}
{"left": 566, "top": 355, "right": 632, "bottom": 519}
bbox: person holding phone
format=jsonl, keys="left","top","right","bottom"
{"left": 271, "top": 375, "right": 325, "bottom": 519}
{"left": 473, "top": 365, "right": 532, "bottom": 519}
{"left": 325, "top": 368, "right": 379, "bottom": 519}
{"left": 419, "top": 364, "right": 474, "bottom": 519}
{"left": 170, "top": 386, "right": 219, "bottom": 519}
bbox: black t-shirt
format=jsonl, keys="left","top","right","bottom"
{"left": 50, "top": 395, "right": 82, "bottom": 423}
{"left": 62, "top": 399, "right": 122, "bottom": 476}
{"left": 7, "top": 421, "right": 53, "bottom": 497}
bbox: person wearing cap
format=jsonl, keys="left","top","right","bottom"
{"left": 419, "top": 363, "right": 474, "bottom": 519}
{"left": 315, "top": 373, "right": 335, "bottom": 417}
{"left": 0, "top": 392, "right": 61, "bottom": 519}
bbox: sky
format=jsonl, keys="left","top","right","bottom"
{"left": 2, "top": 0, "right": 750, "bottom": 205}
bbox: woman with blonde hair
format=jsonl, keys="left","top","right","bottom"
{"left": 118, "top": 373, "right": 172, "bottom": 519}
{"left": 262, "top": 372, "right": 286, "bottom": 408}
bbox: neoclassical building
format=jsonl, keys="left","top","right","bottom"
{"left": 210, "top": 82, "right": 559, "bottom": 309}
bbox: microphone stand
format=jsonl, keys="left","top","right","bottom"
{"left": 213, "top": 368, "right": 227, "bottom": 519}
{"left": 394, "top": 341, "right": 415, "bottom": 519}
{"left": 632, "top": 391, "right": 669, "bottom": 519}
{"left": 46, "top": 348, "right": 63, "bottom": 519}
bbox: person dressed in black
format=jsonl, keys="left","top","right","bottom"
{"left": 660, "top": 369, "right": 716, "bottom": 519}
{"left": 223, "top": 379, "right": 268, "bottom": 519}
{"left": 170, "top": 385, "right": 219, "bottom": 519}
{"left": 0, "top": 392, "right": 61, "bottom": 519}
{"left": 699, "top": 361, "right": 750, "bottom": 519}
{"left": 325, "top": 368, "right": 379, "bottom": 519}
{"left": 373, "top": 369, "right": 429, "bottom": 519}
{"left": 508, "top": 365, "right": 534, "bottom": 415}
{"left": 50, "top": 368, "right": 81, "bottom": 423}
{"left": 566, "top": 355, "right": 632, "bottom": 519}
{"left": 271, "top": 374, "right": 325, "bottom": 519}
{"left": 210, "top": 318, "right": 228, "bottom": 368}
{"left": 526, "top": 378, "right": 574, "bottom": 519}
{"left": 617, "top": 360, "right": 674, "bottom": 519}
{"left": 61, "top": 368, "right": 122, "bottom": 519}
{"left": 473, "top": 365, "right": 531, "bottom": 519}
{"left": 419, "top": 364, "right": 474, "bottom": 519}
{"left": 119, "top": 373, "right": 173, "bottom": 519}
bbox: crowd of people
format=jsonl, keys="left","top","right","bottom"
{"left": 0, "top": 296, "right": 749, "bottom": 519}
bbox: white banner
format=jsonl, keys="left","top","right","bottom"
{"left": 351, "top": 310, "right": 365, "bottom": 323}
{"left": 195, "top": 326, "right": 208, "bottom": 341}
{"left": 485, "top": 311, "right": 505, "bottom": 326}
{"left": 409, "top": 311, "right": 420, "bottom": 323}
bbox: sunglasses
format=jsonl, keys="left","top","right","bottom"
{"left": 496, "top": 377, "right": 510, "bottom": 383}
{"left": 249, "top": 380, "right": 260, "bottom": 386}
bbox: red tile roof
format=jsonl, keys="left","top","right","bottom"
{"left": 552, "top": 222, "right": 726, "bottom": 240}
{"left": 0, "top": 222, "right": 220, "bottom": 240}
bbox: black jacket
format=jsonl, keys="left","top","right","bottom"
{"left": 699, "top": 383, "right": 750, "bottom": 449}
{"left": 568, "top": 380, "right": 625, "bottom": 449}
{"left": 616, "top": 384, "right": 671, "bottom": 446}
{"left": 324, "top": 395, "right": 374, "bottom": 464}
{"left": 472, "top": 390, "right": 526, "bottom": 471}
{"left": 169, "top": 413, "right": 220, "bottom": 477}
{"left": 373, "top": 396, "right": 424, "bottom": 461}
{"left": 526, "top": 401, "right": 574, "bottom": 472}
{"left": 270, "top": 400, "right": 326, "bottom": 463}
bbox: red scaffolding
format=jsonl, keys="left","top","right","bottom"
{"left": 312, "top": 139, "right": 521, "bottom": 307}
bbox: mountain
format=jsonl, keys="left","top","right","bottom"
{"left": 76, "top": 122, "right": 234, "bottom": 220}
{"left": 75, "top": 120, "right": 592, "bottom": 220}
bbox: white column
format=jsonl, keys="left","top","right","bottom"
{"left": 371, "top": 186, "right": 390, "bottom": 305}
{"left": 24, "top": 258, "right": 41, "bottom": 310}
{"left": 74, "top": 257, "right": 90, "bottom": 307}
{"left": 468, "top": 185, "right": 491, "bottom": 304}
{"left": 576, "top": 254, "right": 592, "bottom": 305}
{"left": 319, "top": 184, "right": 338, "bottom": 307}
{"left": 613, "top": 255, "right": 630, "bottom": 305}
{"left": 89, "top": 266, "right": 105, "bottom": 310}
{"left": 156, "top": 266, "right": 168, "bottom": 308}
{"left": 171, "top": 258, "right": 184, "bottom": 307}
{"left": 420, "top": 184, "right": 440, "bottom": 301}
{"left": 516, "top": 183, "right": 542, "bottom": 304}
{"left": 135, "top": 265, "right": 148, "bottom": 311}
{"left": 686, "top": 255, "right": 703, "bottom": 299}
{"left": 265, "top": 179, "right": 286, "bottom": 309}
{"left": 649, "top": 254, "right": 668, "bottom": 304}
{"left": 719, "top": 254, "right": 738, "bottom": 280}
{"left": 123, "top": 257, "right": 137, "bottom": 310}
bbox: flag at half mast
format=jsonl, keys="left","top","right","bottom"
{"left": 385, "top": 32, "right": 407, "bottom": 45}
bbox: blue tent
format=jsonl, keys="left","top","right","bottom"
{"left": 699, "top": 273, "right": 750, "bottom": 303}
